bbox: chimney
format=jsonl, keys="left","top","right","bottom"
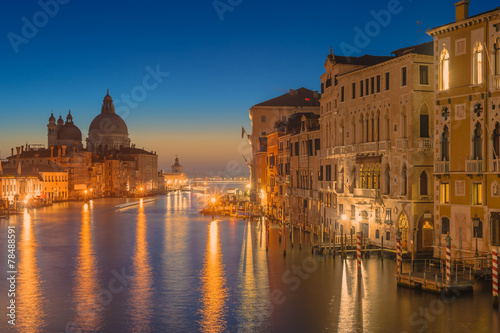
{"left": 289, "top": 89, "right": 294, "bottom": 95}
{"left": 21, "top": 146, "right": 24, "bottom": 153}
{"left": 11, "top": 148, "right": 14, "bottom": 157}
{"left": 16, "top": 147, "right": 20, "bottom": 159}
{"left": 50, "top": 146, "right": 54, "bottom": 158}
{"left": 455, "top": 0, "right": 470, "bottom": 21}
{"left": 62, "top": 145, "right": 67, "bottom": 157}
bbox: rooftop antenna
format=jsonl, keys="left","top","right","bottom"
{"left": 417, "top": 21, "right": 422, "bottom": 44}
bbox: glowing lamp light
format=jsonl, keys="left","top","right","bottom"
{"left": 356, "top": 215, "right": 362, "bottom": 222}
{"left": 305, "top": 98, "right": 310, "bottom": 101}
{"left": 84, "top": 190, "right": 88, "bottom": 195}
{"left": 211, "top": 197, "right": 216, "bottom": 204}
{"left": 341, "top": 214, "right": 347, "bottom": 221}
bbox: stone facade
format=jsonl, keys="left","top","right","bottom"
{"left": 427, "top": 1, "right": 500, "bottom": 257}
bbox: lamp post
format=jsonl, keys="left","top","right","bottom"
{"left": 211, "top": 197, "right": 216, "bottom": 220}
{"left": 472, "top": 213, "right": 480, "bottom": 257}
{"left": 84, "top": 189, "right": 88, "bottom": 202}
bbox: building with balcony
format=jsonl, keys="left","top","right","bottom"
{"left": 427, "top": 1, "right": 500, "bottom": 258}
{"left": 249, "top": 88, "right": 320, "bottom": 203}
{"left": 286, "top": 113, "right": 321, "bottom": 229}
{"left": 319, "top": 41, "right": 435, "bottom": 253}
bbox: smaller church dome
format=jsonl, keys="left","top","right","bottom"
{"left": 49, "top": 113, "right": 56, "bottom": 124}
{"left": 58, "top": 122, "right": 82, "bottom": 141}
{"left": 57, "top": 115, "right": 64, "bottom": 125}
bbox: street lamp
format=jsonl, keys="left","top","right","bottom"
{"left": 211, "top": 197, "right": 216, "bottom": 220}
{"left": 472, "top": 213, "right": 480, "bottom": 257}
{"left": 84, "top": 189, "right": 88, "bottom": 202}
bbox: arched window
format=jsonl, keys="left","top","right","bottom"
{"left": 360, "top": 114, "right": 365, "bottom": 143}
{"left": 365, "top": 116, "right": 369, "bottom": 142}
{"left": 376, "top": 111, "right": 380, "bottom": 141}
{"left": 370, "top": 114, "right": 375, "bottom": 142}
{"left": 495, "top": 39, "right": 500, "bottom": 76}
{"left": 441, "top": 125, "right": 450, "bottom": 161}
{"left": 441, "top": 217, "right": 450, "bottom": 235}
{"left": 419, "top": 104, "right": 429, "bottom": 138}
{"left": 420, "top": 171, "right": 428, "bottom": 195}
{"left": 401, "top": 164, "right": 407, "bottom": 196}
{"left": 386, "top": 114, "right": 391, "bottom": 140}
{"left": 340, "top": 121, "right": 345, "bottom": 146}
{"left": 473, "top": 122, "right": 482, "bottom": 160}
{"left": 493, "top": 123, "right": 500, "bottom": 160}
{"left": 385, "top": 164, "right": 391, "bottom": 194}
{"left": 352, "top": 118, "right": 356, "bottom": 144}
{"left": 473, "top": 42, "right": 484, "bottom": 85}
{"left": 440, "top": 49, "right": 450, "bottom": 90}
{"left": 401, "top": 106, "right": 407, "bottom": 138}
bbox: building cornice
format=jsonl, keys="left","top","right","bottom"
{"left": 427, "top": 10, "right": 500, "bottom": 37}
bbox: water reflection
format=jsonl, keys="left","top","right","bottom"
{"left": 199, "top": 221, "right": 228, "bottom": 332}
{"left": 236, "top": 221, "right": 271, "bottom": 331}
{"left": 16, "top": 209, "right": 46, "bottom": 332}
{"left": 128, "top": 199, "right": 153, "bottom": 332}
{"left": 72, "top": 203, "right": 103, "bottom": 331}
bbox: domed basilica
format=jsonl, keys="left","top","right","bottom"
{"left": 86, "top": 90, "right": 131, "bottom": 153}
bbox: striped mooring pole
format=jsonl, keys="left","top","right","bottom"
{"left": 396, "top": 229, "right": 402, "bottom": 278}
{"left": 493, "top": 247, "right": 498, "bottom": 307}
{"left": 283, "top": 218, "right": 286, "bottom": 256}
{"left": 357, "top": 232, "right": 361, "bottom": 275}
{"left": 445, "top": 234, "right": 452, "bottom": 287}
{"left": 265, "top": 218, "right": 269, "bottom": 252}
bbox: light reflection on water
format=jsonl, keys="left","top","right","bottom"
{"left": 199, "top": 220, "right": 228, "bottom": 333}
{"left": 0, "top": 188, "right": 497, "bottom": 333}
{"left": 127, "top": 199, "right": 154, "bottom": 332}
{"left": 71, "top": 202, "right": 103, "bottom": 331}
{"left": 16, "top": 209, "right": 46, "bottom": 333}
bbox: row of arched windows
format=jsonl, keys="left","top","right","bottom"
{"left": 439, "top": 41, "right": 490, "bottom": 90}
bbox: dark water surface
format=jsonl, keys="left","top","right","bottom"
{"left": 0, "top": 191, "right": 498, "bottom": 333}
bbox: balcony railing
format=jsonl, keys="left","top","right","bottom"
{"left": 360, "top": 142, "right": 378, "bottom": 153}
{"left": 378, "top": 140, "right": 391, "bottom": 151}
{"left": 493, "top": 159, "right": 500, "bottom": 172}
{"left": 345, "top": 145, "right": 354, "bottom": 153}
{"left": 494, "top": 75, "right": 500, "bottom": 89}
{"left": 466, "top": 159, "right": 483, "bottom": 174}
{"left": 353, "top": 188, "right": 379, "bottom": 199}
{"left": 396, "top": 138, "right": 409, "bottom": 149}
{"left": 435, "top": 160, "right": 450, "bottom": 174}
{"left": 334, "top": 146, "right": 345, "bottom": 155}
{"left": 418, "top": 138, "right": 433, "bottom": 149}
{"left": 300, "top": 155, "right": 308, "bottom": 162}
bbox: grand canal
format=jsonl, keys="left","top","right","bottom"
{"left": 0, "top": 188, "right": 498, "bottom": 332}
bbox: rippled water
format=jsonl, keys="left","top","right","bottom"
{"left": 0, "top": 191, "right": 498, "bottom": 332}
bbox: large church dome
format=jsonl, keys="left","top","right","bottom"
{"left": 89, "top": 112, "right": 129, "bottom": 135}
{"left": 86, "top": 90, "right": 131, "bottom": 153}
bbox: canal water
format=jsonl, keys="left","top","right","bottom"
{"left": 0, "top": 190, "right": 498, "bottom": 333}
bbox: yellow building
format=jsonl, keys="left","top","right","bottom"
{"left": 427, "top": 1, "right": 500, "bottom": 257}
{"left": 266, "top": 129, "right": 282, "bottom": 219}
{"left": 320, "top": 42, "right": 435, "bottom": 253}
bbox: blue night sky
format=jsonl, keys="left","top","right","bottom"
{"left": 0, "top": 0, "right": 496, "bottom": 176}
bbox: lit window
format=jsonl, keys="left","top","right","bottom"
{"left": 472, "top": 183, "right": 482, "bottom": 205}
{"left": 439, "top": 49, "right": 450, "bottom": 90}
{"left": 440, "top": 182, "right": 449, "bottom": 204}
{"left": 473, "top": 43, "right": 483, "bottom": 85}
